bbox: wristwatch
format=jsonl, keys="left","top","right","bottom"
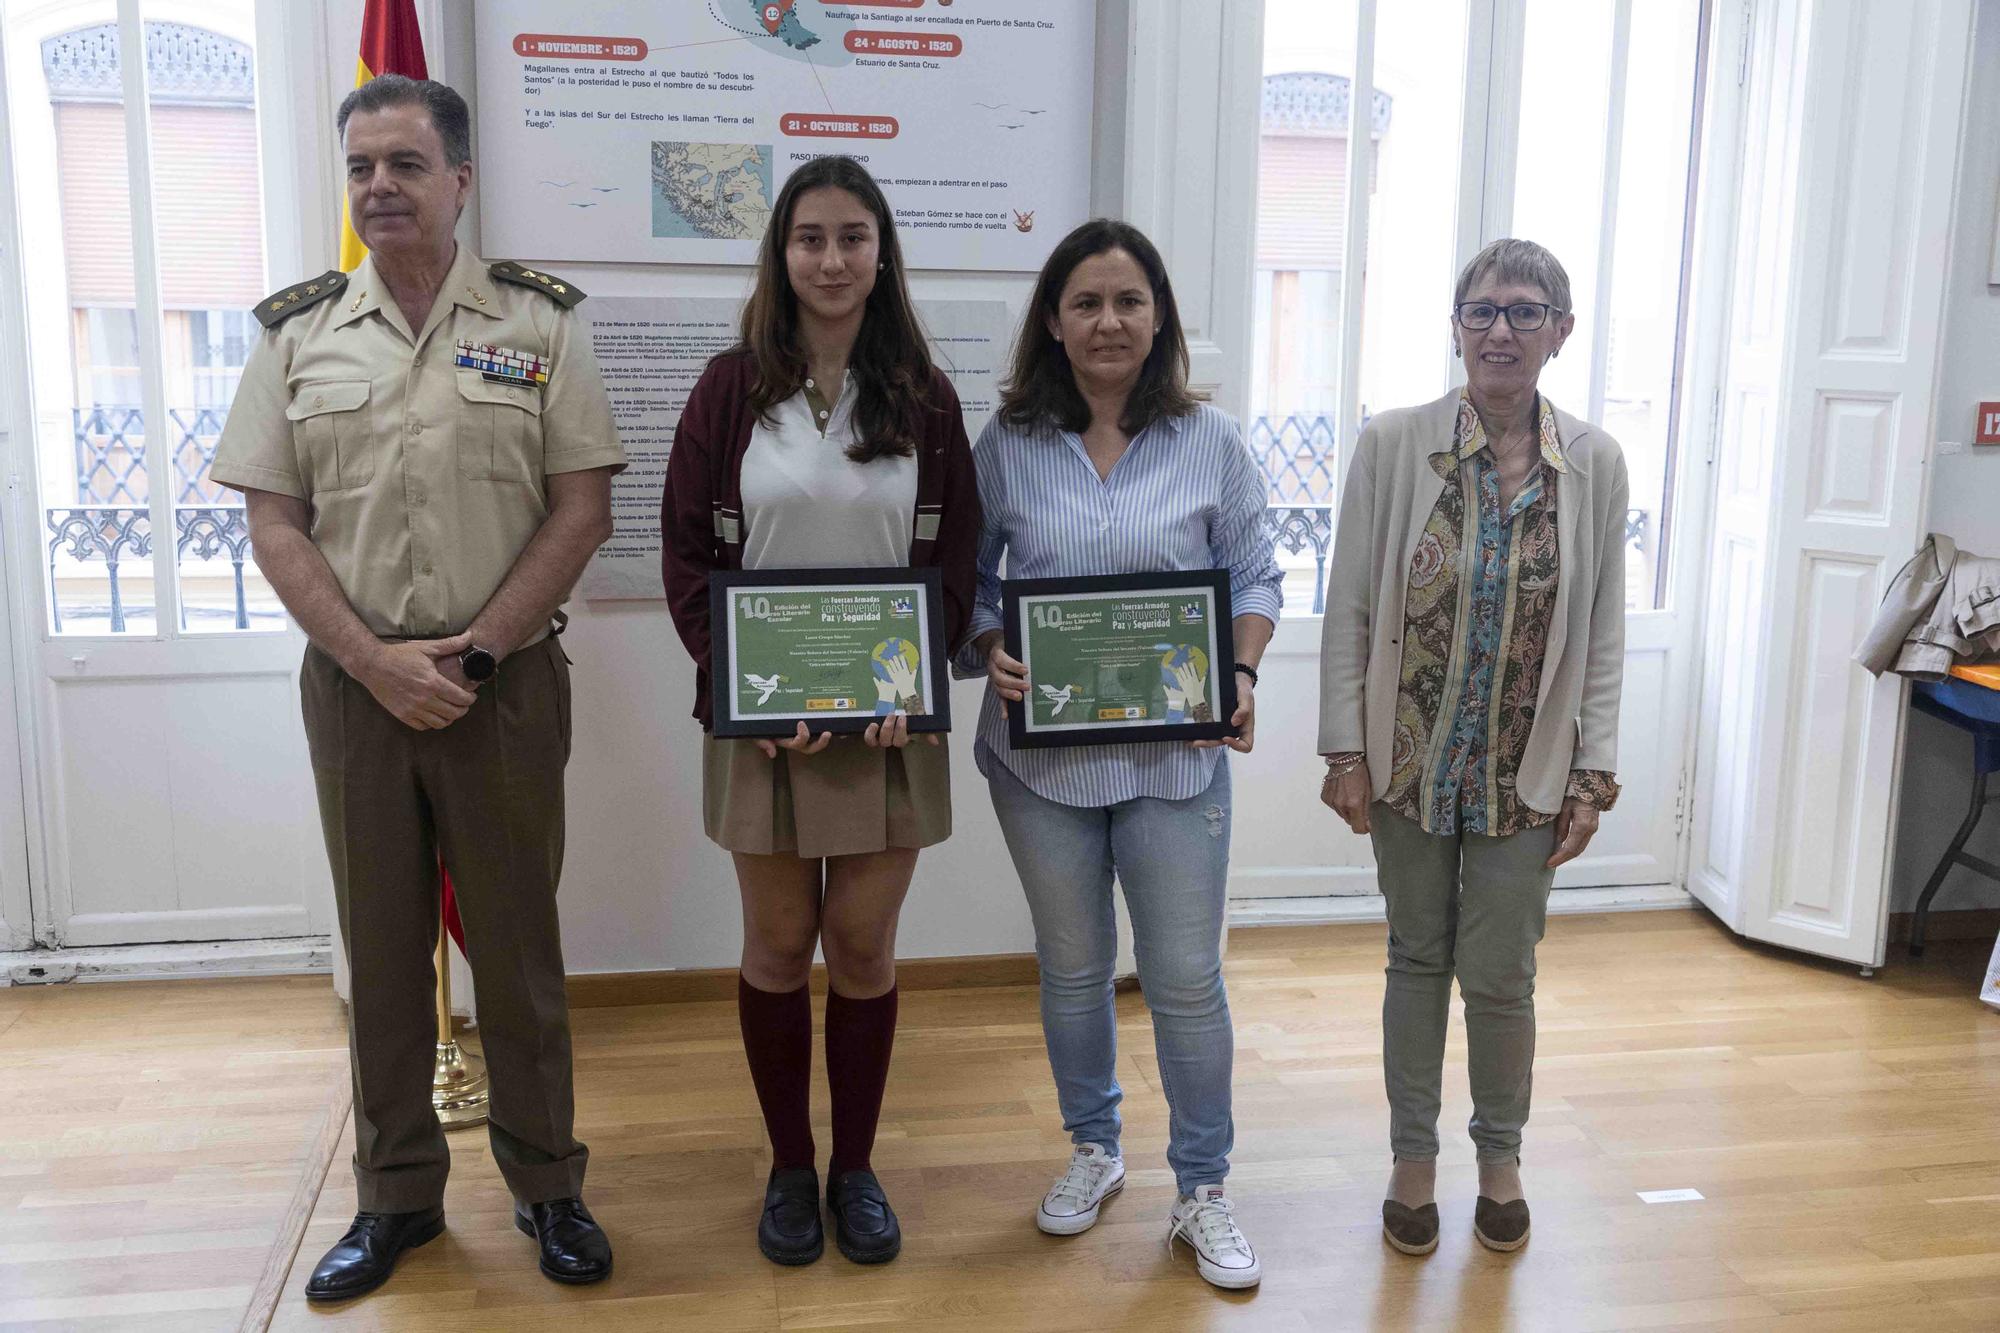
{"left": 458, "top": 645, "right": 498, "bottom": 683}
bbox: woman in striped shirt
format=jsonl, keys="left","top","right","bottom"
{"left": 963, "top": 220, "right": 1284, "bottom": 1291}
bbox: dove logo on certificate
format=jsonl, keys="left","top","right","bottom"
{"left": 709, "top": 568, "right": 951, "bottom": 739}
{"left": 1001, "top": 570, "right": 1239, "bottom": 750}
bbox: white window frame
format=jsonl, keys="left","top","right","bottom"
{"left": 0, "top": 0, "right": 323, "bottom": 954}
{"left": 1282, "top": 0, "right": 1708, "bottom": 616}
{"left": 0, "top": 0, "right": 311, "bottom": 650}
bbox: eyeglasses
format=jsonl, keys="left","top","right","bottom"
{"left": 1454, "top": 301, "right": 1563, "bottom": 332}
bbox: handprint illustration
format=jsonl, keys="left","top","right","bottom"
{"left": 870, "top": 639, "right": 925, "bottom": 715}
{"left": 1160, "top": 645, "right": 1212, "bottom": 723}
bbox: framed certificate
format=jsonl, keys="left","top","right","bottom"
{"left": 1001, "top": 570, "right": 1238, "bottom": 749}
{"left": 709, "top": 568, "right": 950, "bottom": 739}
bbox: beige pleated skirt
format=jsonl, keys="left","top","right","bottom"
{"left": 702, "top": 732, "right": 952, "bottom": 858}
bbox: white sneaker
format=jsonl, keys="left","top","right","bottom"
{"left": 1166, "top": 1184, "right": 1262, "bottom": 1289}
{"left": 1036, "top": 1143, "right": 1126, "bottom": 1235}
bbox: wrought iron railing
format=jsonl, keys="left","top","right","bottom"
{"left": 1260, "top": 505, "right": 1336, "bottom": 614}
{"left": 48, "top": 409, "right": 1650, "bottom": 631}
{"left": 1258, "top": 500, "right": 1651, "bottom": 617}
{"left": 45, "top": 505, "right": 257, "bottom": 632}
{"left": 72, "top": 405, "right": 231, "bottom": 506}
{"left": 1248, "top": 413, "right": 1343, "bottom": 505}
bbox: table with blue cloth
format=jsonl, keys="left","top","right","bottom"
{"left": 1907, "top": 670, "right": 2000, "bottom": 957}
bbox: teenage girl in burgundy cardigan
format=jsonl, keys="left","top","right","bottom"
{"left": 660, "top": 155, "right": 978, "bottom": 1267}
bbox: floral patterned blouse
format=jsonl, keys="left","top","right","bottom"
{"left": 1370, "top": 390, "right": 1619, "bottom": 836}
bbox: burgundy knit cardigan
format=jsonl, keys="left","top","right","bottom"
{"left": 659, "top": 348, "right": 982, "bottom": 728}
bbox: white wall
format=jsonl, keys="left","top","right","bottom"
{"left": 339, "top": 1, "right": 1145, "bottom": 973}
{"left": 1889, "top": 0, "right": 2000, "bottom": 917}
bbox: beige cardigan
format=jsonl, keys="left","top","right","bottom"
{"left": 1316, "top": 389, "right": 1628, "bottom": 815}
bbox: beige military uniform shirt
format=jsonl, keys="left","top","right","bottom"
{"left": 211, "top": 246, "right": 625, "bottom": 640}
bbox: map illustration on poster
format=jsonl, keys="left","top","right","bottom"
{"left": 474, "top": 1, "right": 1095, "bottom": 271}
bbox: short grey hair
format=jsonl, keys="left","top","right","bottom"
{"left": 337, "top": 74, "right": 472, "bottom": 167}
{"left": 1454, "top": 238, "right": 1572, "bottom": 314}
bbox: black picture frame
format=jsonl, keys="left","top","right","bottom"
{"left": 1001, "top": 569, "right": 1238, "bottom": 750}
{"left": 709, "top": 567, "right": 951, "bottom": 739}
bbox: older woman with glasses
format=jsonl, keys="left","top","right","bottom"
{"left": 1317, "top": 239, "right": 1627, "bottom": 1257}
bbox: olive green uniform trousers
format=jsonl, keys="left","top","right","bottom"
{"left": 301, "top": 637, "right": 586, "bottom": 1213}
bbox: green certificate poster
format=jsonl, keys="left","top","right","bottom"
{"left": 709, "top": 569, "right": 949, "bottom": 737}
{"left": 1003, "top": 571, "right": 1237, "bottom": 749}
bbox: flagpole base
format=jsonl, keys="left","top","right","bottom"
{"left": 433, "top": 1036, "right": 490, "bottom": 1130}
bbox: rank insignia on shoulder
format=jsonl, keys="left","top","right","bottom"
{"left": 253, "top": 270, "right": 348, "bottom": 328}
{"left": 455, "top": 339, "right": 550, "bottom": 388}
{"left": 488, "top": 260, "right": 586, "bottom": 308}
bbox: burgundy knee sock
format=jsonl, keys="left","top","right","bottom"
{"left": 736, "top": 976, "right": 815, "bottom": 1171}
{"left": 825, "top": 985, "right": 899, "bottom": 1177}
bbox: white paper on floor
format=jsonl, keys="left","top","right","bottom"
{"left": 1637, "top": 1188, "right": 1705, "bottom": 1203}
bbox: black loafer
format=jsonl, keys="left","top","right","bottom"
{"left": 1473, "top": 1194, "right": 1531, "bottom": 1252}
{"left": 758, "top": 1166, "right": 825, "bottom": 1265}
{"left": 304, "top": 1207, "right": 444, "bottom": 1302}
{"left": 514, "top": 1197, "right": 613, "bottom": 1284}
{"left": 826, "top": 1168, "right": 901, "bottom": 1264}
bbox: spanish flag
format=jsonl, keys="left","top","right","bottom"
{"left": 340, "top": 3, "right": 466, "bottom": 955}
{"left": 338, "top": 0, "right": 430, "bottom": 272}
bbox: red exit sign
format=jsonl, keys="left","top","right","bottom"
{"left": 1978, "top": 401, "right": 2000, "bottom": 445}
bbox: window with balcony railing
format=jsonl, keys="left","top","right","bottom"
{"left": 1255, "top": 0, "right": 1703, "bottom": 617}
{"left": 19, "top": 5, "right": 280, "bottom": 635}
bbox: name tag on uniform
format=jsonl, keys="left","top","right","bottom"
{"left": 455, "top": 340, "right": 549, "bottom": 389}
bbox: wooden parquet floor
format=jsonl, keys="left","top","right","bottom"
{"left": 4, "top": 909, "right": 1999, "bottom": 1331}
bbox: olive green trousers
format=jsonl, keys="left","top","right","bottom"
{"left": 301, "top": 638, "right": 586, "bottom": 1213}
{"left": 1370, "top": 801, "right": 1559, "bottom": 1165}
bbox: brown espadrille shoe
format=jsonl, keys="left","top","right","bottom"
{"left": 1382, "top": 1199, "right": 1440, "bottom": 1255}
{"left": 1472, "top": 1194, "right": 1531, "bottom": 1252}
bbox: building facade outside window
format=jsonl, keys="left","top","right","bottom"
{"left": 16, "top": 5, "right": 277, "bottom": 634}
{"left": 1253, "top": 0, "right": 1701, "bottom": 616}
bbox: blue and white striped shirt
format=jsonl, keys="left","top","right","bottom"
{"left": 961, "top": 403, "right": 1285, "bottom": 807}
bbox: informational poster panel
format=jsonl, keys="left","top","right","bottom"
{"left": 578, "top": 297, "right": 739, "bottom": 600}
{"left": 919, "top": 299, "right": 1011, "bottom": 445}
{"left": 474, "top": 1, "right": 1094, "bottom": 271}
{"left": 579, "top": 297, "right": 1011, "bottom": 600}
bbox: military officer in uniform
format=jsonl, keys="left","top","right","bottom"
{"left": 211, "top": 75, "right": 625, "bottom": 1300}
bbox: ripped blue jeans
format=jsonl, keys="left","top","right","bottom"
{"left": 985, "top": 757, "right": 1235, "bottom": 1195}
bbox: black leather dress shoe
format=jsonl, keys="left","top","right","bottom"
{"left": 514, "top": 1197, "right": 613, "bottom": 1284}
{"left": 758, "top": 1166, "right": 825, "bottom": 1265}
{"left": 826, "top": 1168, "right": 901, "bottom": 1264}
{"left": 303, "top": 1207, "right": 444, "bottom": 1302}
